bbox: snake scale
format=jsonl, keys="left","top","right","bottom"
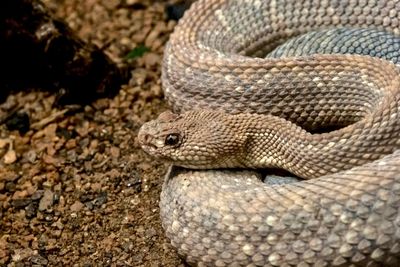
{"left": 138, "top": 0, "right": 400, "bottom": 266}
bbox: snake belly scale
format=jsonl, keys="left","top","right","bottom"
{"left": 138, "top": 0, "right": 400, "bottom": 266}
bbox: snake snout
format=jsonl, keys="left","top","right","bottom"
{"left": 138, "top": 123, "right": 166, "bottom": 156}
{"left": 138, "top": 131, "right": 149, "bottom": 145}
{"left": 137, "top": 123, "right": 154, "bottom": 146}
{"left": 137, "top": 130, "right": 157, "bottom": 154}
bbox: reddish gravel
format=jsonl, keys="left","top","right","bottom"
{"left": 0, "top": 0, "right": 185, "bottom": 266}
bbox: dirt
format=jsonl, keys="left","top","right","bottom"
{"left": 0, "top": 0, "right": 186, "bottom": 266}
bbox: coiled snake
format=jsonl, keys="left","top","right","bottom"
{"left": 138, "top": 0, "right": 400, "bottom": 266}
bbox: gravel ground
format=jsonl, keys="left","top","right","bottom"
{"left": 0, "top": 0, "right": 185, "bottom": 266}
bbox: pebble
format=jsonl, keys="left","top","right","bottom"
{"left": 12, "top": 198, "right": 32, "bottom": 209}
{"left": 125, "top": 171, "right": 142, "bottom": 193}
{"left": 24, "top": 150, "right": 37, "bottom": 163}
{"left": 25, "top": 203, "right": 38, "bottom": 219}
{"left": 4, "top": 150, "right": 17, "bottom": 164}
{"left": 31, "top": 190, "right": 44, "bottom": 201}
{"left": 70, "top": 200, "right": 84, "bottom": 212}
{"left": 5, "top": 181, "right": 16, "bottom": 192}
{"left": 30, "top": 254, "right": 49, "bottom": 265}
{"left": 38, "top": 190, "right": 54, "bottom": 212}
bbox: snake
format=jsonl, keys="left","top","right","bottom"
{"left": 137, "top": 0, "right": 400, "bottom": 266}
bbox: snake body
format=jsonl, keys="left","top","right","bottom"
{"left": 138, "top": 0, "right": 400, "bottom": 266}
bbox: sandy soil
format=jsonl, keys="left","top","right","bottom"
{"left": 0, "top": 0, "right": 185, "bottom": 266}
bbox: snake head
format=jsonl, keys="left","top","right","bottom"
{"left": 138, "top": 110, "right": 248, "bottom": 168}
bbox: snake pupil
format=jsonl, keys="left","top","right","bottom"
{"left": 165, "top": 134, "right": 179, "bottom": 146}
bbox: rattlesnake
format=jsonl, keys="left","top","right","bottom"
{"left": 138, "top": 0, "right": 400, "bottom": 266}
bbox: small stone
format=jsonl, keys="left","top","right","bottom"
{"left": 38, "top": 190, "right": 54, "bottom": 212}
{"left": 42, "top": 154, "right": 59, "bottom": 165}
{"left": 5, "top": 181, "right": 16, "bottom": 192}
{"left": 4, "top": 150, "right": 17, "bottom": 164}
{"left": 65, "top": 139, "right": 77, "bottom": 149}
{"left": 142, "top": 53, "right": 161, "bottom": 68}
{"left": 24, "top": 150, "right": 37, "bottom": 163}
{"left": 11, "top": 248, "right": 34, "bottom": 262}
{"left": 70, "top": 200, "right": 84, "bottom": 212}
{"left": 125, "top": 172, "right": 142, "bottom": 193}
{"left": 93, "top": 191, "right": 107, "bottom": 207}
{"left": 91, "top": 182, "right": 102, "bottom": 191}
{"left": 12, "top": 190, "right": 28, "bottom": 200}
{"left": 103, "top": 0, "right": 120, "bottom": 10}
{"left": 25, "top": 203, "right": 38, "bottom": 219}
{"left": 31, "top": 190, "right": 44, "bottom": 201}
{"left": 30, "top": 254, "right": 48, "bottom": 265}
{"left": 11, "top": 198, "right": 32, "bottom": 208}
{"left": 0, "top": 171, "right": 19, "bottom": 181}
{"left": 110, "top": 146, "right": 120, "bottom": 158}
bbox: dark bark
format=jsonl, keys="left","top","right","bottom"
{"left": 0, "top": 0, "right": 128, "bottom": 105}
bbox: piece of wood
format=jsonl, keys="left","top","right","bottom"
{"left": 0, "top": 0, "right": 128, "bottom": 105}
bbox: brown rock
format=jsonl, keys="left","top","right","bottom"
{"left": 70, "top": 200, "right": 84, "bottom": 212}
{"left": 110, "top": 146, "right": 120, "bottom": 159}
{"left": 4, "top": 150, "right": 17, "bottom": 164}
{"left": 39, "top": 190, "right": 54, "bottom": 212}
{"left": 65, "top": 139, "right": 77, "bottom": 149}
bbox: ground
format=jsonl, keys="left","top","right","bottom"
{"left": 0, "top": 0, "right": 185, "bottom": 266}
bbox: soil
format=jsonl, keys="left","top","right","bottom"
{"left": 0, "top": 0, "right": 186, "bottom": 266}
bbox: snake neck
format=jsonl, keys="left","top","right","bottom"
{"left": 233, "top": 113, "right": 366, "bottom": 179}
{"left": 231, "top": 114, "right": 309, "bottom": 173}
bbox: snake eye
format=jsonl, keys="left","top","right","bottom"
{"left": 165, "top": 133, "right": 180, "bottom": 146}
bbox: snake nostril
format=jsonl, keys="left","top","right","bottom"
{"left": 138, "top": 130, "right": 149, "bottom": 144}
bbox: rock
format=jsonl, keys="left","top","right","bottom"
{"left": 38, "top": 190, "right": 54, "bottom": 212}
{"left": 24, "top": 150, "right": 37, "bottom": 163}
{"left": 11, "top": 198, "right": 32, "bottom": 209}
{"left": 25, "top": 203, "right": 38, "bottom": 219}
{"left": 12, "top": 190, "right": 28, "bottom": 199}
{"left": 5, "top": 181, "right": 16, "bottom": 192}
{"left": 93, "top": 191, "right": 107, "bottom": 207}
{"left": 65, "top": 139, "right": 77, "bottom": 149}
{"left": 125, "top": 171, "right": 142, "bottom": 193}
{"left": 42, "top": 154, "right": 60, "bottom": 166}
{"left": 4, "top": 150, "right": 17, "bottom": 164}
{"left": 142, "top": 53, "right": 161, "bottom": 69}
{"left": 31, "top": 190, "right": 44, "bottom": 201}
{"left": 11, "top": 248, "right": 34, "bottom": 263}
{"left": 0, "top": 170, "right": 19, "bottom": 181}
{"left": 30, "top": 254, "right": 48, "bottom": 265}
{"left": 110, "top": 146, "right": 120, "bottom": 159}
{"left": 70, "top": 200, "right": 84, "bottom": 212}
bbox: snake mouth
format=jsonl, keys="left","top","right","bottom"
{"left": 140, "top": 144, "right": 158, "bottom": 155}
{"left": 137, "top": 127, "right": 161, "bottom": 155}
